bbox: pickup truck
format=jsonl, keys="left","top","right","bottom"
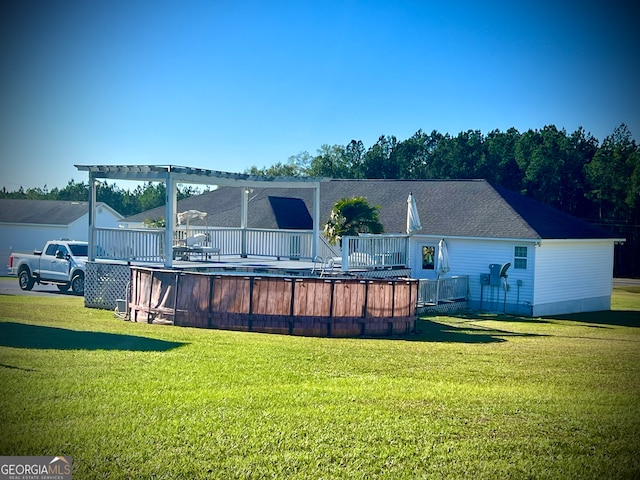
{"left": 8, "top": 240, "right": 87, "bottom": 294}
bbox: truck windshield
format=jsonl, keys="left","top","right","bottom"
{"left": 69, "top": 245, "right": 88, "bottom": 257}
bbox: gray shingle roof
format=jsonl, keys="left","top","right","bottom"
{"left": 123, "top": 180, "right": 618, "bottom": 240}
{"left": 0, "top": 199, "right": 120, "bottom": 225}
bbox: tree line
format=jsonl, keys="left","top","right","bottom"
{"left": 247, "top": 124, "right": 640, "bottom": 277}
{"left": 0, "top": 181, "right": 203, "bottom": 218}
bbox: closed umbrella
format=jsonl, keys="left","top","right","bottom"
{"left": 406, "top": 192, "right": 422, "bottom": 235}
{"left": 437, "top": 238, "right": 450, "bottom": 277}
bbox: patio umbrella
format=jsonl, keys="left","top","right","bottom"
{"left": 406, "top": 192, "right": 422, "bottom": 235}
{"left": 437, "top": 238, "right": 450, "bottom": 277}
{"left": 177, "top": 210, "right": 208, "bottom": 238}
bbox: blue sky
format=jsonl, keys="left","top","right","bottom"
{"left": 1, "top": 0, "right": 638, "bottom": 191}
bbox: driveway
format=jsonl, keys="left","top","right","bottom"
{"left": 0, "top": 277, "right": 81, "bottom": 297}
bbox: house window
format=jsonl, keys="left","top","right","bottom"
{"left": 422, "top": 245, "right": 435, "bottom": 270}
{"left": 514, "top": 246, "right": 528, "bottom": 269}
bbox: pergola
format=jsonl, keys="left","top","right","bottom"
{"left": 75, "top": 165, "right": 323, "bottom": 268}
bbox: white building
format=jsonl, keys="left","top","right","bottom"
{"left": 0, "top": 199, "right": 123, "bottom": 265}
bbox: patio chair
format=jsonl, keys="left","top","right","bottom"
{"left": 186, "top": 233, "right": 220, "bottom": 261}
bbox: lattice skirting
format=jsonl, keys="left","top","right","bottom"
{"left": 347, "top": 268, "right": 412, "bottom": 278}
{"left": 85, "top": 262, "right": 130, "bottom": 310}
{"left": 362, "top": 268, "right": 411, "bottom": 278}
{"left": 417, "top": 300, "right": 468, "bottom": 315}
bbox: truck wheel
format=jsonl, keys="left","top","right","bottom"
{"left": 71, "top": 273, "right": 84, "bottom": 295}
{"left": 18, "top": 269, "right": 34, "bottom": 291}
{"left": 57, "top": 283, "right": 70, "bottom": 292}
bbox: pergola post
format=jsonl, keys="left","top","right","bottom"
{"left": 164, "top": 174, "right": 177, "bottom": 268}
{"left": 88, "top": 174, "right": 97, "bottom": 262}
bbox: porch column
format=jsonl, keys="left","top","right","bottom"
{"left": 88, "top": 173, "right": 97, "bottom": 261}
{"left": 312, "top": 183, "right": 320, "bottom": 258}
{"left": 240, "top": 187, "right": 249, "bottom": 257}
{"left": 164, "top": 175, "right": 177, "bottom": 268}
{"left": 340, "top": 237, "right": 349, "bottom": 272}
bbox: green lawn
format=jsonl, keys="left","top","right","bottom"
{"left": 1, "top": 289, "right": 639, "bottom": 479}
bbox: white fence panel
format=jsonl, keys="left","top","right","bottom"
{"left": 96, "top": 228, "right": 164, "bottom": 262}
{"left": 245, "top": 229, "right": 314, "bottom": 259}
{"left": 418, "top": 276, "right": 468, "bottom": 305}
{"left": 342, "top": 235, "right": 409, "bottom": 270}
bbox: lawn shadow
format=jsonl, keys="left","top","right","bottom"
{"left": 0, "top": 322, "right": 187, "bottom": 351}
{"left": 0, "top": 363, "right": 36, "bottom": 371}
{"left": 443, "top": 309, "right": 640, "bottom": 329}
{"left": 551, "top": 310, "right": 640, "bottom": 328}
{"left": 398, "top": 318, "right": 544, "bottom": 344}
{"left": 447, "top": 311, "right": 555, "bottom": 325}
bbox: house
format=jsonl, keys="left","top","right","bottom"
{"left": 122, "top": 179, "right": 624, "bottom": 317}
{"left": 0, "top": 199, "right": 123, "bottom": 263}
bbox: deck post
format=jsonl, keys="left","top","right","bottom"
{"left": 340, "top": 237, "right": 349, "bottom": 272}
{"left": 164, "top": 174, "right": 177, "bottom": 268}
{"left": 88, "top": 173, "right": 97, "bottom": 261}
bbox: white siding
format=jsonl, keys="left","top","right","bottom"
{"left": 67, "top": 218, "right": 87, "bottom": 243}
{"left": 96, "top": 206, "right": 122, "bottom": 228}
{"left": 0, "top": 224, "right": 68, "bottom": 267}
{"left": 68, "top": 207, "right": 122, "bottom": 241}
{"left": 409, "top": 236, "right": 536, "bottom": 314}
{"left": 532, "top": 240, "right": 614, "bottom": 315}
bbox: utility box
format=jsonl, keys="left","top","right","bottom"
{"left": 480, "top": 273, "right": 490, "bottom": 285}
{"left": 489, "top": 264, "right": 502, "bottom": 286}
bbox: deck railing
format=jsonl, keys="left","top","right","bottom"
{"left": 417, "top": 276, "right": 469, "bottom": 305}
{"left": 96, "top": 228, "right": 165, "bottom": 262}
{"left": 317, "top": 235, "right": 341, "bottom": 260}
{"left": 94, "top": 228, "right": 414, "bottom": 271}
{"left": 340, "top": 234, "right": 410, "bottom": 270}
{"left": 95, "top": 227, "right": 316, "bottom": 261}
{"left": 174, "top": 227, "right": 243, "bottom": 255}
{"left": 246, "top": 229, "right": 314, "bottom": 259}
